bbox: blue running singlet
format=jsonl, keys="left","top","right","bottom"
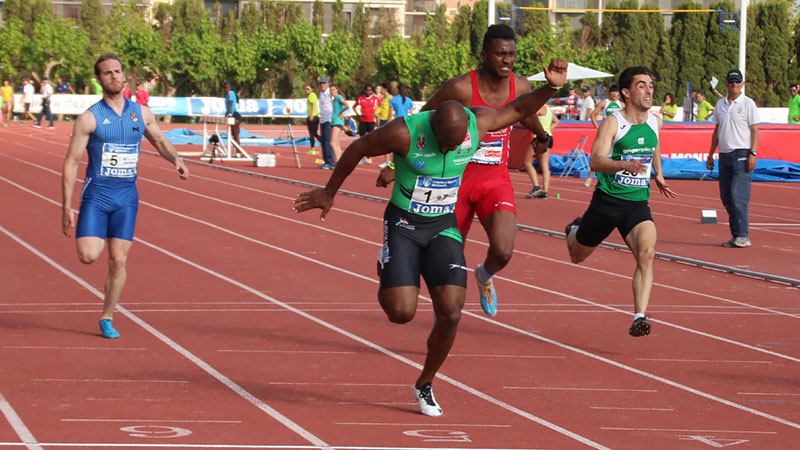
{"left": 76, "top": 99, "right": 146, "bottom": 241}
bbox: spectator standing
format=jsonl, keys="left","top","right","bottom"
{"left": 34, "top": 76, "right": 54, "bottom": 129}
{"left": 22, "top": 79, "right": 36, "bottom": 123}
{"left": 578, "top": 86, "right": 594, "bottom": 121}
{"left": 524, "top": 103, "right": 558, "bottom": 199}
{"left": 224, "top": 81, "right": 242, "bottom": 149}
{"left": 135, "top": 81, "right": 149, "bottom": 107}
{"left": 355, "top": 84, "right": 380, "bottom": 137}
{"left": 660, "top": 92, "right": 677, "bottom": 121}
{"left": 317, "top": 77, "right": 336, "bottom": 169}
{"left": 706, "top": 68, "right": 760, "bottom": 248}
{"left": 375, "top": 83, "right": 393, "bottom": 127}
{"left": 788, "top": 84, "right": 800, "bottom": 124}
{"left": 304, "top": 84, "right": 321, "bottom": 152}
{"left": 90, "top": 76, "right": 103, "bottom": 95}
{"left": 1, "top": 80, "right": 13, "bottom": 126}
{"left": 696, "top": 91, "right": 714, "bottom": 122}
{"left": 122, "top": 81, "right": 132, "bottom": 100}
{"left": 55, "top": 77, "right": 75, "bottom": 94}
{"left": 329, "top": 84, "right": 349, "bottom": 162}
{"left": 389, "top": 83, "right": 414, "bottom": 119}
{"left": 565, "top": 86, "right": 579, "bottom": 119}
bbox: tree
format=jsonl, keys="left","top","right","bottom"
{"left": 80, "top": 0, "right": 107, "bottom": 48}
{"left": 757, "top": 1, "right": 792, "bottom": 105}
{"left": 702, "top": 1, "right": 738, "bottom": 98}
{"left": 26, "top": 14, "right": 90, "bottom": 83}
{"left": 672, "top": 2, "right": 708, "bottom": 101}
{"left": 330, "top": 0, "right": 345, "bottom": 34}
{"left": 0, "top": 18, "right": 25, "bottom": 78}
{"left": 312, "top": 0, "right": 324, "bottom": 29}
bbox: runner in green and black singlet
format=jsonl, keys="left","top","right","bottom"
{"left": 294, "top": 58, "right": 567, "bottom": 418}
{"left": 595, "top": 111, "right": 659, "bottom": 202}
{"left": 564, "top": 66, "right": 676, "bottom": 339}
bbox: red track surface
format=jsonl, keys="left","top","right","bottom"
{"left": 1, "top": 123, "right": 799, "bottom": 449}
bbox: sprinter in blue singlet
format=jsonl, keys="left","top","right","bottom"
{"left": 61, "top": 53, "right": 189, "bottom": 339}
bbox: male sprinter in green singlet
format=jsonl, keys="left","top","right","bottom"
{"left": 294, "top": 59, "right": 567, "bottom": 417}
{"left": 565, "top": 66, "right": 677, "bottom": 337}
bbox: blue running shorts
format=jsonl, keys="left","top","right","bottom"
{"left": 76, "top": 178, "right": 139, "bottom": 241}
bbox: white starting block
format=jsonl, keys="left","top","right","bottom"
{"left": 254, "top": 153, "right": 276, "bottom": 168}
{"left": 701, "top": 210, "right": 717, "bottom": 224}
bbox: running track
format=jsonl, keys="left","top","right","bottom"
{"left": 1, "top": 123, "right": 799, "bottom": 449}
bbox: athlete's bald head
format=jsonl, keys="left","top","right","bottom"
{"left": 431, "top": 100, "right": 468, "bottom": 152}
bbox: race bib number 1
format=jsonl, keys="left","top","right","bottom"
{"left": 409, "top": 176, "right": 460, "bottom": 215}
{"left": 614, "top": 155, "right": 652, "bottom": 188}
{"left": 101, "top": 143, "right": 139, "bottom": 178}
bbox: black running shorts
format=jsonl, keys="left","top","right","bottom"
{"left": 379, "top": 203, "right": 467, "bottom": 289}
{"left": 576, "top": 189, "right": 654, "bottom": 247}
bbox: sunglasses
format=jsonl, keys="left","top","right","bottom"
{"left": 727, "top": 79, "right": 742, "bottom": 84}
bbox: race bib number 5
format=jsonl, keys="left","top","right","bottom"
{"left": 614, "top": 155, "right": 652, "bottom": 188}
{"left": 409, "top": 176, "right": 460, "bottom": 215}
{"left": 101, "top": 143, "right": 139, "bottom": 178}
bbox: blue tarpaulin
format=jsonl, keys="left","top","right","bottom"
{"left": 162, "top": 128, "right": 314, "bottom": 147}
{"left": 545, "top": 155, "right": 800, "bottom": 182}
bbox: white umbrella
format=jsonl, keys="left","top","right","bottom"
{"left": 528, "top": 63, "right": 613, "bottom": 82}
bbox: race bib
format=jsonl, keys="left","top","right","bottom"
{"left": 409, "top": 176, "right": 460, "bottom": 215}
{"left": 471, "top": 139, "right": 503, "bottom": 165}
{"left": 614, "top": 155, "right": 652, "bottom": 188}
{"left": 101, "top": 143, "right": 139, "bottom": 178}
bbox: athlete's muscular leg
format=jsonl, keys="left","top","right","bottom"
{"left": 566, "top": 227, "right": 596, "bottom": 264}
{"left": 624, "top": 221, "right": 657, "bottom": 315}
{"left": 480, "top": 210, "right": 516, "bottom": 274}
{"left": 100, "top": 238, "right": 134, "bottom": 320}
{"left": 378, "top": 286, "right": 421, "bottom": 324}
{"left": 76, "top": 236, "right": 106, "bottom": 264}
{"left": 415, "top": 284, "right": 466, "bottom": 387}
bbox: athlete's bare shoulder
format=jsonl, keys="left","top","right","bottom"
{"left": 513, "top": 73, "right": 532, "bottom": 96}
{"left": 422, "top": 72, "right": 473, "bottom": 111}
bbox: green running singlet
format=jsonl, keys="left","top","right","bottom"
{"left": 390, "top": 108, "right": 479, "bottom": 218}
{"left": 596, "top": 111, "right": 659, "bottom": 202}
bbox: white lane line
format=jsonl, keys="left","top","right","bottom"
{"left": 590, "top": 406, "right": 674, "bottom": 411}
{"left": 3, "top": 346, "right": 146, "bottom": 351}
{"left": 336, "top": 402, "right": 416, "bottom": 406}
{"left": 335, "top": 423, "right": 512, "bottom": 428}
{"left": 601, "top": 427, "right": 776, "bottom": 434}
{"left": 636, "top": 358, "right": 772, "bottom": 364}
{"left": 32, "top": 379, "right": 189, "bottom": 384}
{"left": 504, "top": 387, "right": 657, "bottom": 393}
{"left": 218, "top": 350, "right": 357, "bottom": 355}
{"left": 0, "top": 226, "right": 330, "bottom": 450}
{"left": 268, "top": 383, "right": 407, "bottom": 387}
{"left": 61, "top": 419, "right": 241, "bottom": 423}
{"left": 738, "top": 392, "right": 800, "bottom": 396}
{"left": 449, "top": 354, "right": 566, "bottom": 359}
{"left": 0, "top": 444, "right": 549, "bottom": 450}
{"left": 0, "top": 391, "right": 42, "bottom": 450}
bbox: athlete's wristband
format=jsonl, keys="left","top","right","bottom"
{"left": 387, "top": 162, "right": 395, "bottom": 170}
{"left": 547, "top": 83, "right": 562, "bottom": 90}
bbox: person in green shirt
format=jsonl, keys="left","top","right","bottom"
{"left": 294, "top": 59, "right": 567, "bottom": 417}
{"left": 304, "top": 84, "right": 321, "bottom": 152}
{"left": 565, "top": 66, "right": 677, "bottom": 339}
{"left": 659, "top": 92, "right": 677, "bottom": 122}
{"left": 696, "top": 91, "right": 714, "bottom": 122}
{"left": 90, "top": 76, "right": 103, "bottom": 95}
{"left": 789, "top": 84, "right": 800, "bottom": 124}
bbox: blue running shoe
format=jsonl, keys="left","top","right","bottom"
{"left": 475, "top": 265, "right": 498, "bottom": 316}
{"left": 99, "top": 319, "right": 120, "bottom": 339}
